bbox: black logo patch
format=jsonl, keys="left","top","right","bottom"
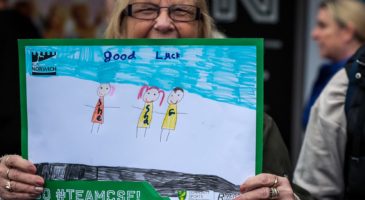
{"left": 31, "top": 52, "right": 57, "bottom": 75}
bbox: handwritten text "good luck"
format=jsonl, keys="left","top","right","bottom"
{"left": 103, "top": 50, "right": 180, "bottom": 62}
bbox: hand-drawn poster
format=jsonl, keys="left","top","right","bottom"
{"left": 19, "top": 39, "right": 263, "bottom": 200}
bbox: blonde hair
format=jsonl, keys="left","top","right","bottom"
{"left": 104, "top": 0, "right": 215, "bottom": 38}
{"left": 320, "top": 0, "right": 365, "bottom": 42}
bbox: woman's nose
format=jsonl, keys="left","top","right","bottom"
{"left": 153, "top": 9, "right": 174, "bottom": 32}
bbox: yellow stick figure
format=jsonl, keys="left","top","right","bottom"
{"left": 160, "top": 87, "right": 184, "bottom": 142}
{"left": 136, "top": 85, "right": 165, "bottom": 138}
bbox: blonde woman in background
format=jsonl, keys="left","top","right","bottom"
{"left": 295, "top": 0, "right": 365, "bottom": 199}
{"left": 302, "top": 0, "right": 365, "bottom": 130}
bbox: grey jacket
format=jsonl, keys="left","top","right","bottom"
{"left": 294, "top": 68, "right": 348, "bottom": 200}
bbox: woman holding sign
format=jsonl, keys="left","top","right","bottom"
{"left": 0, "top": 0, "right": 310, "bottom": 200}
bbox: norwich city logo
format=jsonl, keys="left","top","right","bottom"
{"left": 31, "top": 51, "right": 57, "bottom": 75}
{"left": 177, "top": 190, "right": 187, "bottom": 200}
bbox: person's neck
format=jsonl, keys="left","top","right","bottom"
{"left": 334, "top": 41, "right": 362, "bottom": 62}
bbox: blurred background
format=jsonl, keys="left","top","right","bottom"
{"left": 0, "top": 0, "right": 338, "bottom": 166}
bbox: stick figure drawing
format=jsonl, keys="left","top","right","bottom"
{"left": 160, "top": 87, "right": 184, "bottom": 142}
{"left": 89, "top": 83, "right": 116, "bottom": 134}
{"left": 136, "top": 85, "right": 165, "bottom": 138}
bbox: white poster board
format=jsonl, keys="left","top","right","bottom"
{"left": 19, "top": 39, "right": 263, "bottom": 200}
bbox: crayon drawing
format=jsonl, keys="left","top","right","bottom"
{"left": 160, "top": 87, "right": 185, "bottom": 142}
{"left": 87, "top": 83, "right": 116, "bottom": 134}
{"left": 20, "top": 39, "right": 263, "bottom": 200}
{"left": 135, "top": 85, "right": 165, "bottom": 138}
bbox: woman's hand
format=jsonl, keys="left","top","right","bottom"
{"left": 0, "top": 155, "right": 44, "bottom": 199}
{"left": 235, "top": 173, "right": 295, "bottom": 200}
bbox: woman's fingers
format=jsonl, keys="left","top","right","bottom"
{"left": 5, "top": 179, "right": 43, "bottom": 194}
{"left": 0, "top": 190, "right": 40, "bottom": 200}
{"left": 0, "top": 155, "right": 44, "bottom": 187}
{"left": 237, "top": 174, "right": 295, "bottom": 200}
{"left": 235, "top": 186, "right": 295, "bottom": 200}
{"left": 6, "top": 168, "right": 44, "bottom": 186}
{"left": 1, "top": 155, "right": 37, "bottom": 174}
{"left": 240, "top": 173, "right": 279, "bottom": 192}
{"left": 235, "top": 187, "right": 271, "bottom": 200}
{"left": 0, "top": 155, "right": 44, "bottom": 200}
{"left": 0, "top": 178, "right": 43, "bottom": 200}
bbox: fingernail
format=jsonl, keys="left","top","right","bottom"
{"left": 36, "top": 179, "right": 44, "bottom": 186}
{"left": 28, "top": 165, "right": 37, "bottom": 172}
{"left": 35, "top": 186, "right": 44, "bottom": 192}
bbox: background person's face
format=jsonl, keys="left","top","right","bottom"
{"left": 125, "top": 0, "right": 199, "bottom": 38}
{"left": 311, "top": 8, "right": 348, "bottom": 61}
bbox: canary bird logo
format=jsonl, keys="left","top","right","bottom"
{"left": 177, "top": 190, "right": 187, "bottom": 200}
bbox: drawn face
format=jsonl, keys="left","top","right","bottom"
{"left": 143, "top": 88, "right": 160, "bottom": 102}
{"left": 97, "top": 84, "right": 111, "bottom": 97}
{"left": 168, "top": 90, "right": 184, "bottom": 104}
{"left": 125, "top": 0, "right": 199, "bottom": 38}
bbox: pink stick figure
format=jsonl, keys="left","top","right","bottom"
{"left": 136, "top": 85, "right": 165, "bottom": 138}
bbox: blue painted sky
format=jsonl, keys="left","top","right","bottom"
{"left": 26, "top": 45, "right": 257, "bottom": 109}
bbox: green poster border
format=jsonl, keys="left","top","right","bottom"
{"left": 18, "top": 38, "right": 263, "bottom": 194}
{"left": 18, "top": 39, "right": 28, "bottom": 160}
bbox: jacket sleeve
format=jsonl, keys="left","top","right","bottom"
{"left": 263, "top": 114, "right": 292, "bottom": 177}
{"left": 293, "top": 69, "right": 348, "bottom": 200}
{"left": 263, "top": 114, "right": 313, "bottom": 200}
